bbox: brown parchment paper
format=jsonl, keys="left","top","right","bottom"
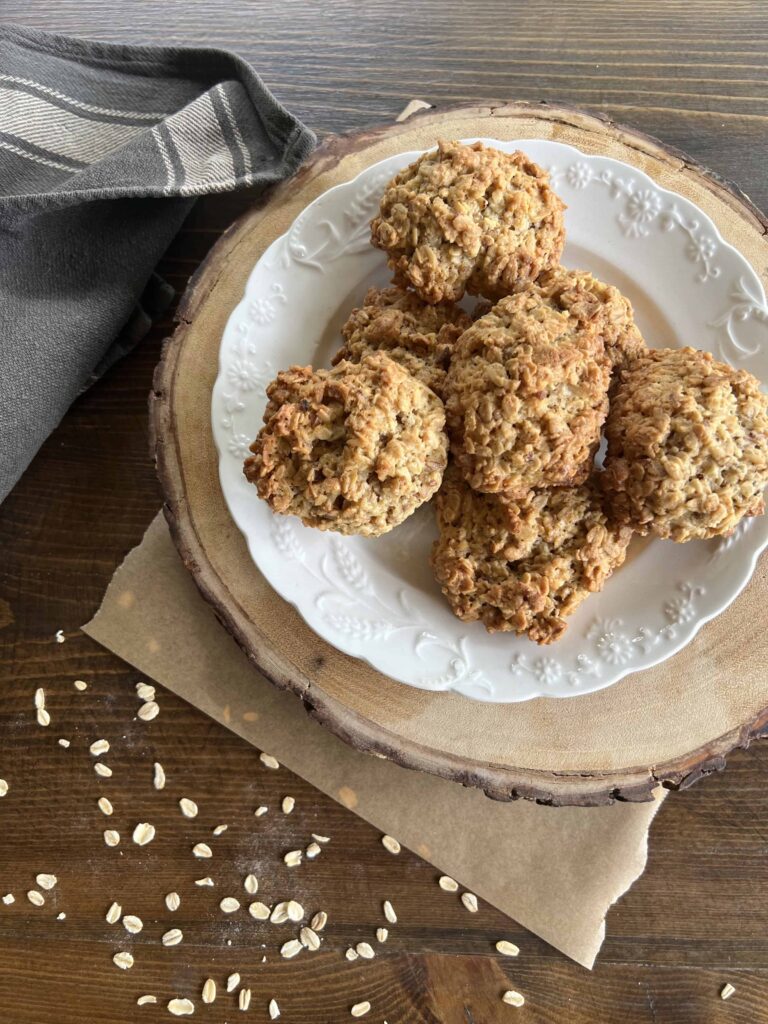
{"left": 84, "top": 514, "right": 666, "bottom": 969}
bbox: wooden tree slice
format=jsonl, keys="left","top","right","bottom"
{"left": 151, "top": 102, "right": 768, "bottom": 806}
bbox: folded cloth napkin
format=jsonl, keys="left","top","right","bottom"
{"left": 0, "top": 26, "right": 315, "bottom": 503}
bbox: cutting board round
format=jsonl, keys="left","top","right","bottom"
{"left": 151, "top": 102, "right": 768, "bottom": 806}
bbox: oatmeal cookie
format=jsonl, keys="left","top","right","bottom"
{"left": 332, "top": 285, "right": 471, "bottom": 397}
{"left": 432, "top": 466, "right": 632, "bottom": 643}
{"left": 444, "top": 291, "right": 611, "bottom": 495}
{"left": 370, "top": 140, "right": 565, "bottom": 304}
{"left": 244, "top": 353, "right": 448, "bottom": 536}
{"left": 602, "top": 347, "right": 768, "bottom": 541}
{"left": 534, "top": 266, "right": 645, "bottom": 370}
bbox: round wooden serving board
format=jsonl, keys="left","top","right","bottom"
{"left": 151, "top": 102, "right": 768, "bottom": 806}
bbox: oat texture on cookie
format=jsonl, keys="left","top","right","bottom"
{"left": 533, "top": 266, "right": 646, "bottom": 371}
{"left": 431, "top": 465, "right": 632, "bottom": 643}
{"left": 370, "top": 140, "right": 565, "bottom": 303}
{"left": 444, "top": 290, "right": 611, "bottom": 496}
{"left": 244, "top": 353, "right": 448, "bottom": 536}
{"left": 333, "top": 285, "right": 471, "bottom": 398}
{"left": 602, "top": 347, "right": 768, "bottom": 541}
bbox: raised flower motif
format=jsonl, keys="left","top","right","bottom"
{"left": 249, "top": 297, "right": 277, "bottom": 325}
{"left": 566, "top": 161, "right": 593, "bottom": 189}
{"left": 226, "top": 358, "right": 264, "bottom": 392}
{"left": 686, "top": 234, "right": 717, "bottom": 264}
{"left": 664, "top": 583, "right": 703, "bottom": 625}
{"left": 587, "top": 618, "right": 634, "bottom": 665}
{"left": 227, "top": 433, "right": 253, "bottom": 459}
{"left": 532, "top": 657, "right": 562, "bottom": 686}
{"left": 626, "top": 188, "right": 662, "bottom": 224}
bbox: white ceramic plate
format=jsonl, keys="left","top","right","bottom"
{"left": 212, "top": 138, "right": 768, "bottom": 703}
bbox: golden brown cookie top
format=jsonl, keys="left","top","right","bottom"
{"left": 432, "top": 466, "right": 632, "bottom": 643}
{"left": 332, "top": 285, "right": 471, "bottom": 397}
{"left": 371, "top": 140, "right": 565, "bottom": 304}
{"left": 244, "top": 353, "right": 448, "bottom": 537}
{"left": 534, "top": 266, "right": 646, "bottom": 370}
{"left": 602, "top": 346, "right": 768, "bottom": 540}
{"left": 444, "top": 290, "right": 611, "bottom": 496}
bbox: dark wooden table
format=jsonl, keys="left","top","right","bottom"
{"left": 1, "top": 3, "right": 768, "bottom": 1021}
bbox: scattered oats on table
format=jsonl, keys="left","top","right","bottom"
{"left": 136, "top": 995, "right": 157, "bottom": 1006}
{"left": 195, "top": 877, "right": 214, "bottom": 887}
{"left": 244, "top": 873, "right": 258, "bottom": 894}
{"left": 123, "top": 915, "right": 143, "bottom": 934}
{"left": 56, "top": 912, "right": 66, "bottom": 920}
{"left": 2, "top": 894, "right": 14, "bottom": 905}
{"left": 461, "top": 892, "right": 479, "bottom": 913}
{"left": 376, "top": 928, "right": 388, "bottom": 943}
{"left": 37, "top": 708, "right": 51, "bottom": 727}
{"left": 311, "top": 833, "right": 330, "bottom": 844}
{"left": 112, "top": 951, "right": 134, "bottom": 970}
{"left": 356, "top": 942, "right": 375, "bottom": 959}
{"left": 284, "top": 849, "right": 302, "bottom": 867}
{"left": 34, "top": 687, "right": 45, "bottom": 709}
{"left": 239, "top": 988, "right": 252, "bottom": 1011}
{"left": 280, "top": 938, "right": 303, "bottom": 959}
{"left": 345, "top": 947, "right": 358, "bottom": 961}
{"left": 153, "top": 761, "right": 166, "bottom": 790}
{"left": 249, "top": 901, "right": 270, "bottom": 920}
{"left": 269, "top": 997, "right": 280, "bottom": 1019}
{"left": 502, "top": 990, "right": 525, "bottom": 1007}
{"left": 162, "top": 927, "right": 183, "bottom": 947}
{"left": 179, "top": 797, "right": 198, "bottom": 818}
{"left": 103, "top": 829, "right": 120, "bottom": 847}
{"left": 136, "top": 682, "right": 155, "bottom": 701}
{"left": 26, "top": 890, "right": 44, "bottom": 907}
{"left": 193, "top": 842, "right": 212, "bottom": 858}
{"left": 310, "top": 910, "right": 327, "bottom": 932}
{"left": 202, "top": 978, "right": 216, "bottom": 1004}
{"left": 35, "top": 874, "right": 57, "bottom": 891}
{"left": 165, "top": 892, "right": 181, "bottom": 912}
{"left": 55, "top": 630, "right": 65, "bottom": 643}
{"left": 286, "top": 900, "right": 304, "bottom": 922}
{"left": 97, "top": 797, "right": 113, "bottom": 816}
{"left": 281, "top": 796, "right": 295, "bottom": 814}
{"left": 57, "top": 739, "right": 70, "bottom": 748}
{"left": 381, "top": 835, "right": 401, "bottom": 855}
{"left": 721, "top": 983, "right": 736, "bottom": 1001}
{"left": 220, "top": 897, "right": 241, "bottom": 913}
{"left": 0, "top": 779, "right": 7, "bottom": 797}
{"left": 212, "top": 823, "right": 228, "bottom": 836}
{"left": 132, "top": 822, "right": 155, "bottom": 846}
{"left": 305, "top": 841, "right": 321, "bottom": 859}
{"left": 255, "top": 805, "right": 268, "bottom": 817}
{"left": 260, "top": 752, "right": 280, "bottom": 769}
{"left": 438, "top": 875, "right": 458, "bottom": 892}
{"left": 496, "top": 940, "right": 520, "bottom": 957}
{"left": 106, "top": 902, "right": 122, "bottom": 924}
{"left": 167, "top": 998, "right": 194, "bottom": 1016}
{"left": 383, "top": 900, "right": 397, "bottom": 924}
{"left": 351, "top": 1001, "right": 371, "bottom": 1018}
{"left": 137, "top": 700, "right": 159, "bottom": 721}
{"left": 74, "top": 680, "right": 88, "bottom": 691}
{"left": 89, "top": 739, "right": 109, "bottom": 756}
{"left": 300, "top": 926, "right": 321, "bottom": 950}
{"left": 94, "top": 763, "right": 112, "bottom": 778}
{"left": 226, "top": 973, "right": 241, "bottom": 993}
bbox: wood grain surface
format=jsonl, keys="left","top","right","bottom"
{"left": 1, "top": 1, "right": 767, "bottom": 1020}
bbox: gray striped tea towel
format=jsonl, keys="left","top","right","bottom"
{"left": 0, "top": 26, "right": 315, "bottom": 504}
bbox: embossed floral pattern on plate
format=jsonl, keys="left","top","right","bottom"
{"left": 212, "top": 138, "right": 768, "bottom": 702}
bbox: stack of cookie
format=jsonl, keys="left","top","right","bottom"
{"left": 244, "top": 140, "right": 768, "bottom": 645}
